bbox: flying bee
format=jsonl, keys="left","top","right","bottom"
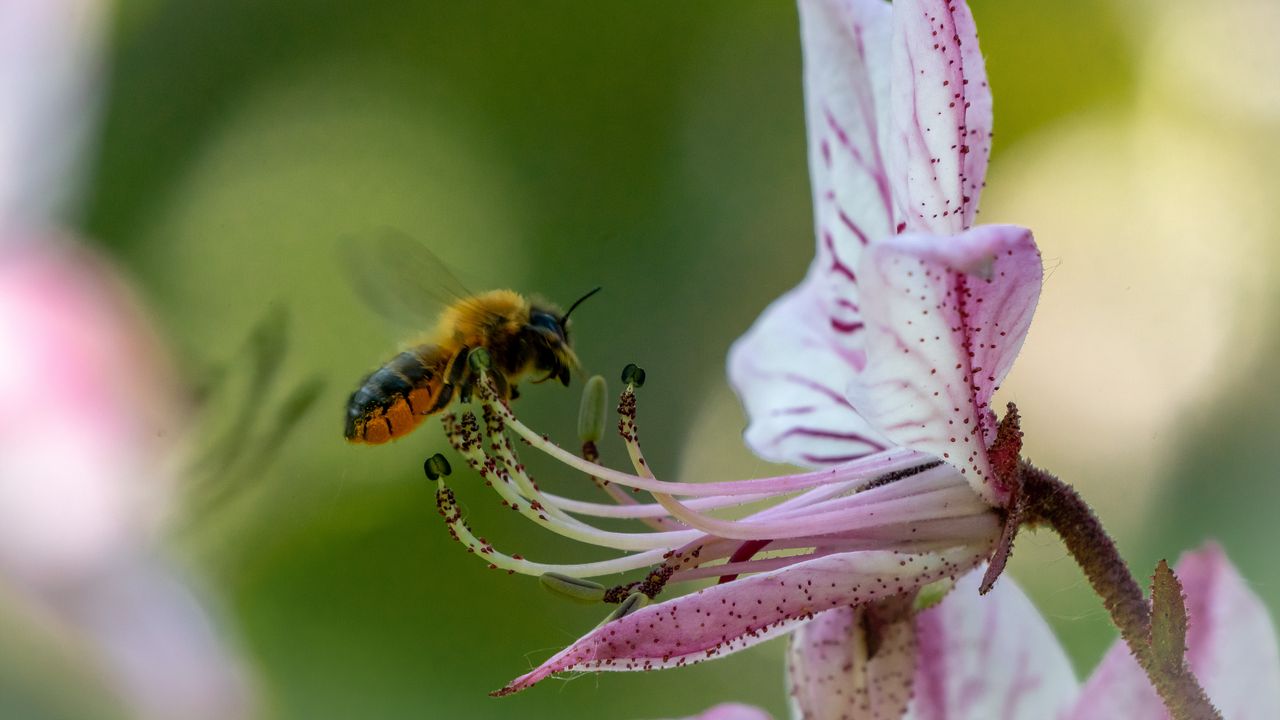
{"left": 341, "top": 232, "right": 599, "bottom": 445}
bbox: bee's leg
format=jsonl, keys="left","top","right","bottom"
{"left": 446, "top": 346, "right": 471, "bottom": 386}
{"left": 429, "top": 346, "right": 471, "bottom": 412}
{"left": 508, "top": 384, "right": 520, "bottom": 401}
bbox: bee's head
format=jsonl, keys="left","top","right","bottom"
{"left": 526, "top": 287, "right": 600, "bottom": 386}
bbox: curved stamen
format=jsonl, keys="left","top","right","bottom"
{"left": 445, "top": 413, "right": 701, "bottom": 552}
{"left": 435, "top": 479, "right": 683, "bottom": 578}
{"left": 488, "top": 391, "right": 931, "bottom": 497}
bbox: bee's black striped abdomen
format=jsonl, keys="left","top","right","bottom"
{"left": 345, "top": 348, "right": 442, "bottom": 444}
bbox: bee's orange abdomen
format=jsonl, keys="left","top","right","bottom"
{"left": 345, "top": 347, "right": 447, "bottom": 444}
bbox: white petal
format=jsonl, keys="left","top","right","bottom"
{"left": 729, "top": 276, "right": 891, "bottom": 467}
{"left": 497, "top": 545, "right": 986, "bottom": 696}
{"left": 887, "top": 0, "right": 993, "bottom": 234}
{"left": 789, "top": 604, "right": 916, "bottom": 720}
{"left": 848, "top": 225, "right": 1041, "bottom": 503}
{"left": 904, "top": 568, "right": 1078, "bottom": 720}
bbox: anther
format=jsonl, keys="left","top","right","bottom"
{"left": 599, "top": 591, "right": 648, "bottom": 626}
{"left": 424, "top": 453, "right": 453, "bottom": 481}
{"left": 620, "top": 363, "right": 646, "bottom": 388}
{"left": 468, "top": 347, "right": 492, "bottom": 373}
{"left": 539, "top": 572, "right": 606, "bottom": 604}
{"left": 578, "top": 375, "right": 608, "bottom": 444}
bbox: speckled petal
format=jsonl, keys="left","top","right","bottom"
{"left": 905, "top": 567, "right": 1077, "bottom": 720}
{"left": 1068, "top": 545, "right": 1280, "bottom": 720}
{"left": 800, "top": 0, "right": 895, "bottom": 310}
{"left": 848, "top": 225, "right": 1041, "bottom": 504}
{"left": 728, "top": 276, "right": 891, "bottom": 467}
{"left": 887, "top": 0, "right": 993, "bottom": 234}
{"left": 726, "top": 0, "right": 900, "bottom": 469}
{"left": 495, "top": 545, "right": 986, "bottom": 696}
{"left": 789, "top": 604, "right": 917, "bottom": 720}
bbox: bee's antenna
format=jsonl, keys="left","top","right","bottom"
{"left": 562, "top": 286, "right": 602, "bottom": 323}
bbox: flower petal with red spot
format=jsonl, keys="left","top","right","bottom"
{"left": 728, "top": 277, "right": 890, "bottom": 467}
{"left": 495, "top": 545, "right": 986, "bottom": 696}
{"left": 887, "top": 0, "right": 993, "bottom": 234}
{"left": 789, "top": 604, "right": 917, "bottom": 720}
{"left": 848, "top": 225, "right": 1041, "bottom": 504}
{"left": 903, "top": 567, "right": 1077, "bottom": 720}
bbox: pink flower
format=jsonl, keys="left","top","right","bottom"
{"left": 672, "top": 545, "right": 1280, "bottom": 719}
{"left": 0, "top": 1, "right": 256, "bottom": 717}
{"left": 420, "top": 0, "right": 1046, "bottom": 701}
{"left": 727, "top": 0, "right": 1040, "bottom": 509}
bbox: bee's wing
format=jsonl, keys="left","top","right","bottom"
{"left": 338, "top": 229, "right": 486, "bottom": 330}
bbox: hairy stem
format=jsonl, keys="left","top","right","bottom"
{"left": 1019, "top": 462, "right": 1220, "bottom": 720}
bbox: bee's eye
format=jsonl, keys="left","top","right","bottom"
{"left": 529, "top": 311, "right": 563, "bottom": 340}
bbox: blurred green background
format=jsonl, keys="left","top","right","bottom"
{"left": 22, "top": 0, "right": 1280, "bottom": 717}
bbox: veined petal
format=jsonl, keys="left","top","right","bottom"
{"left": 800, "top": 0, "right": 894, "bottom": 301}
{"left": 848, "top": 225, "right": 1041, "bottom": 504}
{"left": 495, "top": 545, "right": 986, "bottom": 697}
{"left": 666, "top": 703, "right": 773, "bottom": 720}
{"left": 905, "top": 567, "right": 1077, "bottom": 720}
{"left": 887, "top": 0, "right": 993, "bottom": 234}
{"left": 728, "top": 276, "right": 890, "bottom": 467}
{"left": 1068, "top": 545, "right": 1280, "bottom": 720}
{"left": 788, "top": 603, "right": 916, "bottom": 720}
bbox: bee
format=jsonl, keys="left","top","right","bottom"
{"left": 342, "top": 233, "right": 599, "bottom": 445}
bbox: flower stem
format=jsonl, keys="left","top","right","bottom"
{"left": 1018, "top": 462, "right": 1221, "bottom": 720}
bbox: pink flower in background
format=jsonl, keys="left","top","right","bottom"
{"left": 0, "top": 1, "right": 255, "bottom": 718}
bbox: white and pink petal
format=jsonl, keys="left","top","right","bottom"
{"left": 789, "top": 603, "right": 916, "bottom": 720}
{"left": 886, "top": 0, "right": 993, "bottom": 235}
{"left": 847, "top": 225, "right": 1041, "bottom": 504}
{"left": 904, "top": 567, "right": 1078, "bottom": 720}
{"left": 495, "top": 545, "right": 986, "bottom": 696}
{"left": 800, "top": 0, "right": 896, "bottom": 281}
{"left": 1068, "top": 545, "right": 1280, "bottom": 720}
{"left": 728, "top": 276, "right": 890, "bottom": 467}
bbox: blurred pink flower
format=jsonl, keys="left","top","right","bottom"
{"left": 670, "top": 545, "right": 1280, "bottom": 720}
{"left": 0, "top": 1, "right": 256, "bottom": 718}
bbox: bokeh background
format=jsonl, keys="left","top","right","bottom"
{"left": 5, "top": 0, "right": 1279, "bottom": 717}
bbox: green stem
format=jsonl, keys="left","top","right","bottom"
{"left": 1019, "top": 462, "right": 1220, "bottom": 720}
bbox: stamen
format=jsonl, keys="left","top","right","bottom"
{"left": 443, "top": 410, "right": 700, "bottom": 552}
{"left": 576, "top": 373, "right": 680, "bottom": 531}
{"left": 577, "top": 375, "right": 608, "bottom": 445}
{"left": 423, "top": 452, "right": 452, "bottom": 481}
{"left": 493, "top": 394, "right": 931, "bottom": 497}
{"left": 428, "top": 365, "right": 997, "bottom": 600}
{"left": 540, "top": 573, "right": 607, "bottom": 604}
{"left": 653, "top": 480, "right": 990, "bottom": 541}
{"left": 433, "top": 478, "right": 677, "bottom": 577}
{"left": 599, "top": 591, "right": 648, "bottom": 626}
